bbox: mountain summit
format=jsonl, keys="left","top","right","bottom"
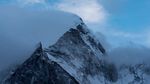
{"left": 2, "top": 19, "right": 118, "bottom": 84}
{"left": 46, "top": 23, "right": 118, "bottom": 84}
{"left": 2, "top": 12, "right": 150, "bottom": 84}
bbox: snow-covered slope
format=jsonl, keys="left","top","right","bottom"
{"left": 45, "top": 23, "right": 118, "bottom": 84}
{"left": 44, "top": 20, "right": 150, "bottom": 84}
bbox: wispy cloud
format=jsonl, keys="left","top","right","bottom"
{"left": 17, "top": 0, "right": 46, "bottom": 4}
{"left": 8, "top": 0, "right": 150, "bottom": 48}
{"left": 90, "top": 24, "right": 149, "bottom": 48}
{"left": 17, "top": 0, "right": 107, "bottom": 24}
{"left": 54, "top": 0, "right": 107, "bottom": 24}
{"left": 144, "top": 29, "right": 150, "bottom": 47}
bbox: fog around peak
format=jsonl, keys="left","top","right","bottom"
{"left": 0, "top": 5, "right": 82, "bottom": 70}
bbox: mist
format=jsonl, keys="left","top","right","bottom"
{"left": 0, "top": 5, "right": 82, "bottom": 71}
{"left": 94, "top": 30, "right": 150, "bottom": 67}
{"left": 107, "top": 44, "right": 150, "bottom": 67}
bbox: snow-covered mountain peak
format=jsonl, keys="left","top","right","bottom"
{"left": 48, "top": 23, "right": 106, "bottom": 58}
{"left": 45, "top": 23, "right": 118, "bottom": 84}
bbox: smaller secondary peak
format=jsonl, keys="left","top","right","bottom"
{"left": 32, "top": 42, "right": 43, "bottom": 57}
{"left": 35, "top": 42, "right": 43, "bottom": 50}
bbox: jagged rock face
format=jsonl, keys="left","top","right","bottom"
{"left": 46, "top": 24, "right": 118, "bottom": 84}
{"left": 4, "top": 43, "right": 79, "bottom": 84}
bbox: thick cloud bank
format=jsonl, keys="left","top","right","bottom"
{"left": 0, "top": 5, "right": 81, "bottom": 70}
{"left": 108, "top": 45, "right": 150, "bottom": 66}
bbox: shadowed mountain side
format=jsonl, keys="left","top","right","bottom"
{"left": 4, "top": 43, "right": 79, "bottom": 84}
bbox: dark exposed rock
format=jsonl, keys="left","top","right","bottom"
{"left": 4, "top": 43, "right": 79, "bottom": 84}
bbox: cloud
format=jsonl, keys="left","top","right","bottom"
{"left": 110, "top": 32, "right": 146, "bottom": 47}
{"left": 0, "top": 5, "right": 82, "bottom": 71}
{"left": 144, "top": 29, "right": 150, "bottom": 47}
{"left": 91, "top": 24, "right": 149, "bottom": 48}
{"left": 54, "top": 0, "right": 107, "bottom": 24}
{"left": 108, "top": 45, "right": 150, "bottom": 66}
{"left": 17, "top": 0, "right": 46, "bottom": 4}
{"left": 15, "top": 0, "right": 150, "bottom": 48}
{"left": 14, "top": 0, "right": 107, "bottom": 24}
